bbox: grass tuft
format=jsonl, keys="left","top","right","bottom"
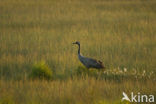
{"left": 29, "top": 61, "right": 53, "bottom": 80}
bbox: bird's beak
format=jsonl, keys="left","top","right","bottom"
{"left": 72, "top": 42, "right": 76, "bottom": 44}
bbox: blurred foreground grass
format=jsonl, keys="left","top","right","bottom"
{"left": 0, "top": 77, "right": 155, "bottom": 104}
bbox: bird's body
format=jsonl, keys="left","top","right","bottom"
{"left": 78, "top": 54, "right": 104, "bottom": 69}
{"left": 73, "top": 41, "right": 105, "bottom": 69}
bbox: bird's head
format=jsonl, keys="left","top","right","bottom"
{"left": 72, "top": 41, "right": 80, "bottom": 45}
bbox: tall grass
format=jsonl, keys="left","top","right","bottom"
{"left": 0, "top": 0, "right": 156, "bottom": 79}
{"left": 0, "top": 77, "right": 155, "bottom": 104}
{"left": 0, "top": 0, "right": 156, "bottom": 103}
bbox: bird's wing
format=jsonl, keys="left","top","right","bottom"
{"left": 79, "top": 55, "right": 104, "bottom": 68}
{"left": 86, "top": 58, "right": 102, "bottom": 67}
{"left": 86, "top": 57, "right": 98, "bottom": 64}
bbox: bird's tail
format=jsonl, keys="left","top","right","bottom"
{"left": 98, "top": 60, "right": 105, "bottom": 69}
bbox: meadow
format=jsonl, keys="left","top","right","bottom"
{"left": 0, "top": 0, "right": 156, "bottom": 104}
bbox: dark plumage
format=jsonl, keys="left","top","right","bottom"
{"left": 73, "top": 41, "right": 105, "bottom": 69}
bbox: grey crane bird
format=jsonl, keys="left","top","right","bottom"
{"left": 73, "top": 41, "right": 105, "bottom": 69}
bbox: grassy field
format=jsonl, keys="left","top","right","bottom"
{"left": 0, "top": 0, "right": 156, "bottom": 104}
{"left": 0, "top": 78, "right": 155, "bottom": 104}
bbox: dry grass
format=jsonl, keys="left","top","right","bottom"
{"left": 0, "top": 78, "right": 155, "bottom": 104}
{"left": 0, "top": 0, "right": 155, "bottom": 79}
{"left": 0, "top": 0, "right": 156, "bottom": 103}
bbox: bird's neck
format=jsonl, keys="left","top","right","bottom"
{"left": 78, "top": 44, "right": 80, "bottom": 54}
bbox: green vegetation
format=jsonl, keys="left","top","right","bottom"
{"left": 29, "top": 61, "right": 53, "bottom": 80}
{"left": 0, "top": 0, "right": 155, "bottom": 103}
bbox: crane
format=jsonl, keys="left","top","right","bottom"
{"left": 73, "top": 41, "right": 105, "bottom": 69}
